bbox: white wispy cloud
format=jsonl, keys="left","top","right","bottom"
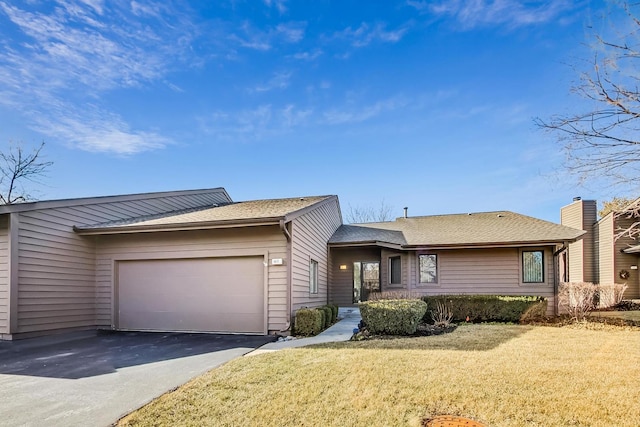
{"left": 263, "top": 0, "right": 287, "bottom": 14}
{"left": 253, "top": 71, "right": 292, "bottom": 92}
{"left": 412, "top": 0, "right": 572, "bottom": 29}
{"left": 334, "top": 22, "right": 409, "bottom": 47}
{"left": 0, "top": 0, "right": 196, "bottom": 154}
{"left": 277, "top": 23, "right": 305, "bottom": 42}
{"left": 322, "top": 97, "right": 409, "bottom": 125}
{"left": 33, "top": 106, "right": 169, "bottom": 154}
{"left": 291, "top": 49, "right": 323, "bottom": 61}
{"left": 230, "top": 21, "right": 306, "bottom": 51}
{"left": 200, "top": 104, "right": 312, "bottom": 141}
{"left": 200, "top": 93, "right": 412, "bottom": 140}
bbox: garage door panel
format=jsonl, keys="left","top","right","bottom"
{"left": 117, "top": 257, "right": 264, "bottom": 333}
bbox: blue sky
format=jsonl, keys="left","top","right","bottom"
{"left": 0, "top": 0, "right": 624, "bottom": 222}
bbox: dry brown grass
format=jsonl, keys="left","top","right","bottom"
{"left": 118, "top": 324, "right": 640, "bottom": 427}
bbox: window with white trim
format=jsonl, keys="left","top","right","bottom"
{"left": 522, "top": 250, "right": 544, "bottom": 283}
{"left": 419, "top": 254, "right": 438, "bottom": 283}
{"left": 309, "top": 259, "right": 319, "bottom": 294}
{"left": 389, "top": 256, "right": 401, "bottom": 285}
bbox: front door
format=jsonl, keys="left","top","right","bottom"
{"left": 353, "top": 261, "right": 380, "bottom": 303}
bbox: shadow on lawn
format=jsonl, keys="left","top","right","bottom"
{"left": 315, "top": 324, "right": 534, "bottom": 352}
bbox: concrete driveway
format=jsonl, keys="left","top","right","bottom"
{"left": 0, "top": 331, "right": 274, "bottom": 427}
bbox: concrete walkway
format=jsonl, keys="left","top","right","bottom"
{"left": 248, "top": 307, "right": 361, "bottom": 356}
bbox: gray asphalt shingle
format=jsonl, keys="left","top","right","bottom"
{"left": 331, "top": 211, "right": 584, "bottom": 247}
{"left": 76, "top": 196, "right": 333, "bottom": 230}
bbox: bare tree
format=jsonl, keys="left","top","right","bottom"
{"left": 345, "top": 199, "right": 394, "bottom": 224}
{"left": 0, "top": 142, "right": 53, "bottom": 204}
{"left": 612, "top": 196, "right": 640, "bottom": 241}
{"left": 536, "top": 2, "right": 640, "bottom": 241}
{"left": 536, "top": 2, "right": 640, "bottom": 188}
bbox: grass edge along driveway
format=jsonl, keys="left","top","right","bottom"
{"left": 118, "top": 324, "right": 640, "bottom": 427}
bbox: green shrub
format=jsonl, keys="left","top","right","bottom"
{"left": 421, "top": 295, "right": 547, "bottom": 323}
{"left": 367, "top": 291, "right": 420, "bottom": 301}
{"left": 328, "top": 304, "right": 338, "bottom": 322}
{"left": 316, "top": 308, "right": 326, "bottom": 330}
{"left": 328, "top": 305, "right": 337, "bottom": 323}
{"left": 359, "top": 299, "right": 428, "bottom": 335}
{"left": 294, "top": 308, "right": 324, "bottom": 336}
{"left": 320, "top": 306, "right": 333, "bottom": 328}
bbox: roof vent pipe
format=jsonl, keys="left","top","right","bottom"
{"left": 573, "top": 196, "right": 582, "bottom": 202}
{"left": 403, "top": 207, "right": 408, "bottom": 218}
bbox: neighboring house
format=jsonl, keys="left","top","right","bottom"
{"left": 561, "top": 197, "right": 640, "bottom": 300}
{"left": 0, "top": 189, "right": 341, "bottom": 340}
{"left": 0, "top": 187, "right": 587, "bottom": 340}
{"left": 329, "top": 211, "right": 584, "bottom": 315}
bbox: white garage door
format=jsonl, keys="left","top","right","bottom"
{"left": 117, "top": 257, "right": 264, "bottom": 334}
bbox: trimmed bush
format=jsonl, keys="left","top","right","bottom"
{"left": 319, "top": 306, "right": 333, "bottom": 328}
{"left": 328, "top": 304, "right": 338, "bottom": 322}
{"left": 368, "top": 290, "right": 421, "bottom": 301}
{"left": 421, "top": 295, "right": 547, "bottom": 323}
{"left": 294, "top": 308, "right": 324, "bottom": 336}
{"left": 359, "top": 299, "right": 428, "bottom": 335}
{"left": 316, "top": 308, "right": 326, "bottom": 330}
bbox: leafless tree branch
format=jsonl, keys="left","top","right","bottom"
{"left": 0, "top": 142, "right": 53, "bottom": 204}
{"left": 345, "top": 199, "right": 394, "bottom": 224}
{"left": 536, "top": 1, "right": 640, "bottom": 241}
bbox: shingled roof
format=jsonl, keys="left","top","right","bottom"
{"left": 330, "top": 211, "right": 585, "bottom": 248}
{"left": 75, "top": 195, "right": 335, "bottom": 234}
{"left": 328, "top": 224, "right": 407, "bottom": 246}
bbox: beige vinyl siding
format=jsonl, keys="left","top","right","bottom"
{"left": 95, "top": 226, "right": 288, "bottom": 332}
{"left": 329, "top": 247, "right": 381, "bottom": 306}
{"left": 614, "top": 216, "right": 640, "bottom": 299}
{"left": 560, "top": 200, "right": 597, "bottom": 282}
{"left": 561, "top": 202, "right": 584, "bottom": 281}
{"left": 0, "top": 215, "right": 8, "bottom": 334}
{"left": 381, "top": 249, "right": 408, "bottom": 290}
{"left": 581, "top": 201, "right": 597, "bottom": 282}
{"left": 16, "top": 209, "right": 97, "bottom": 333}
{"left": 14, "top": 191, "right": 230, "bottom": 335}
{"left": 408, "top": 247, "right": 556, "bottom": 314}
{"left": 290, "top": 198, "right": 342, "bottom": 312}
{"left": 596, "top": 215, "right": 615, "bottom": 285}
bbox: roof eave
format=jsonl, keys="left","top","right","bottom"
{"left": 402, "top": 238, "right": 579, "bottom": 250}
{"left": 328, "top": 241, "right": 404, "bottom": 250}
{"left": 0, "top": 187, "right": 230, "bottom": 214}
{"left": 74, "top": 217, "right": 283, "bottom": 235}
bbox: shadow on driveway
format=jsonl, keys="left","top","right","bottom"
{"left": 0, "top": 331, "right": 275, "bottom": 379}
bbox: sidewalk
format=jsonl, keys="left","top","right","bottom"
{"left": 247, "top": 307, "right": 361, "bottom": 356}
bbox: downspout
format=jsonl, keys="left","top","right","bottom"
{"left": 553, "top": 244, "right": 567, "bottom": 317}
{"left": 280, "top": 219, "right": 292, "bottom": 332}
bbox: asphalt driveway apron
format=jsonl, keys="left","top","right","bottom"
{"left": 0, "top": 331, "right": 274, "bottom": 427}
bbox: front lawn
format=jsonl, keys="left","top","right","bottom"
{"left": 118, "top": 324, "right": 640, "bottom": 427}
